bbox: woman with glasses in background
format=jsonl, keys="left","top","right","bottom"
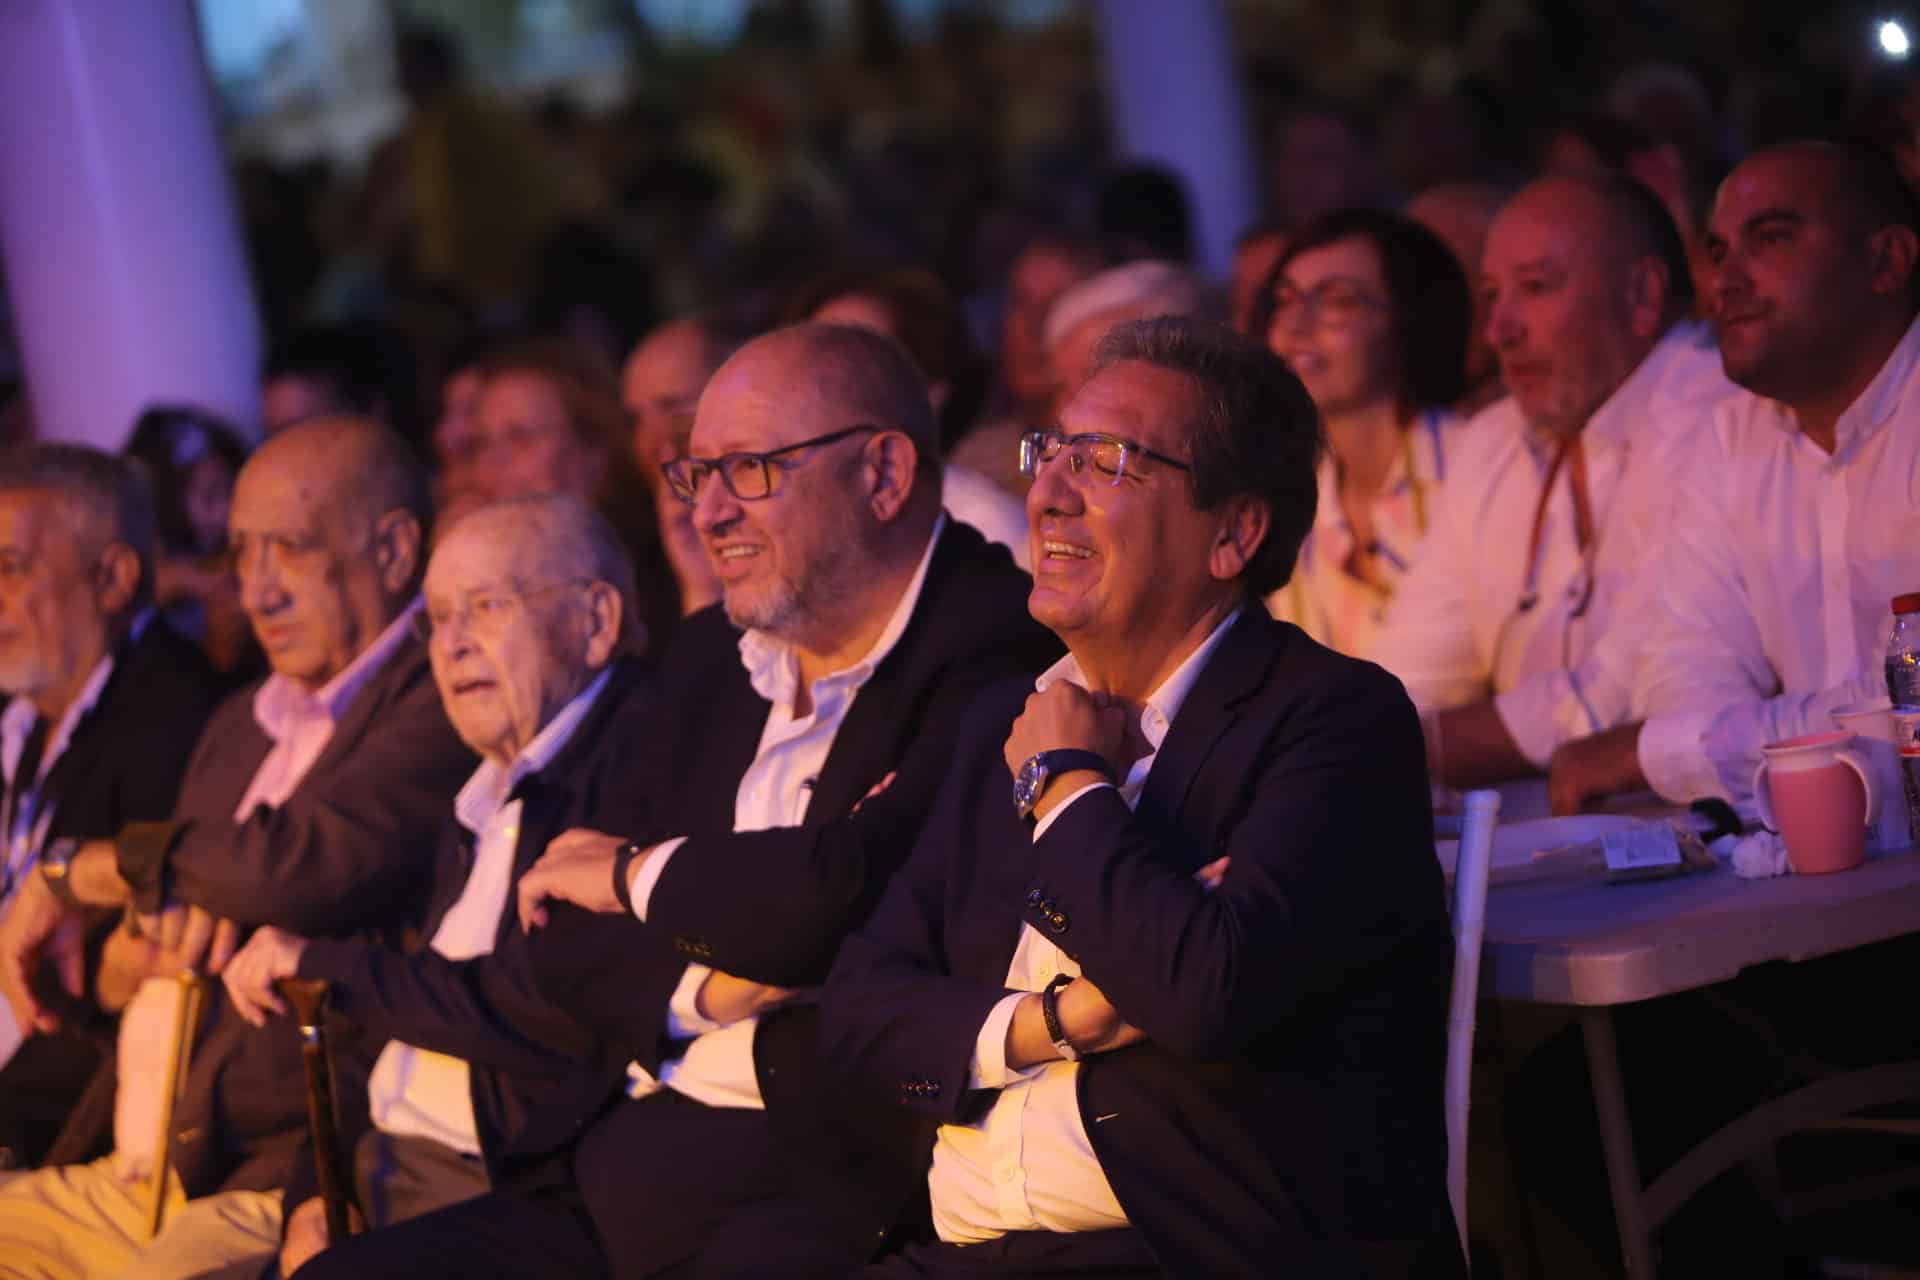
{"left": 1255, "top": 208, "right": 1473, "bottom": 661}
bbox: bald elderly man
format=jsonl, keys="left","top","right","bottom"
{"left": 300, "top": 322, "right": 1059, "bottom": 1278}
{"left": 215, "top": 495, "right": 653, "bottom": 1276}
{"left": 0, "top": 418, "right": 473, "bottom": 1278}
{"left": 1372, "top": 173, "right": 1736, "bottom": 813}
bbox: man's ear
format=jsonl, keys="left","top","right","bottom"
{"left": 581, "top": 580, "right": 628, "bottom": 667}
{"left": 370, "top": 510, "right": 423, "bottom": 596}
{"left": 864, "top": 431, "right": 920, "bottom": 523}
{"left": 1209, "top": 495, "right": 1271, "bottom": 584}
{"left": 1867, "top": 224, "right": 1920, "bottom": 297}
{"left": 94, "top": 541, "right": 142, "bottom": 616}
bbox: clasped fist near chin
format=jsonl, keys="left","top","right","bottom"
{"left": 1002, "top": 681, "right": 1131, "bottom": 780}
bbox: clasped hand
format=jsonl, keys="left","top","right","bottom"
{"left": 516, "top": 828, "right": 631, "bottom": 932}
{"left": 1002, "top": 682, "right": 1131, "bottom": 785}
{"left": 221, "top": 925, "right": 308, "bottom": 1027}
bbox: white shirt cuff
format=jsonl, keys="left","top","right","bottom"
{"left": 969, "top": 991, "right": 1046, "bottom": 1090}
{"left": 628, "top": 837, "right": 688, "bottom": 923}
{"left": 665, "top": 962, "right": 723, "bottom": 1038}
{"left": 1031, "top": 781, "right": 1113, "bottom": 842}
{"left": 1637, "top": 707, "right": 1725, "bottom": 803}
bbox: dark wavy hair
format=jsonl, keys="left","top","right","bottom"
{"left": 1091, "top": 317, "right": 1324, "bottom": 597}
{"left": 1252, "top": 207, "right": 1472, "bottom": 416}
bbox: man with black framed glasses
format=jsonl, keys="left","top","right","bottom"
{"left": 823, "top": 316, "right": 1460, "bottom": 1277}
{"left": 294, "top": 322, "right": 1057, "bottom": 1278}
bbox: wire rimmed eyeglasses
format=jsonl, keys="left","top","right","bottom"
{"left": 662, "top": 425, "right": 882, "bottom": 505}
{"left": 410, "top": 578, "right": 594, "bottom": 644}
{"left": 1018, "top": 429, "right": 1192, "bottom": 486}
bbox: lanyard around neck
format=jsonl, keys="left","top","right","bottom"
{"left": 1516, "top": 433, "right": 1596, "bottom": 615}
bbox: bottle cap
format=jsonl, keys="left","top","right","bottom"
{"left": 1897, "top": 593, "right": 1920, "bottom": 615}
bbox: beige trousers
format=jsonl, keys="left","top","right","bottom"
{"left": 0, "top": 1157, "right": 280, "bottom": 1280}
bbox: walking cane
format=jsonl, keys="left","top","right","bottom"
{"left": 147, "top": 970, "right": 210, "bottom": 1238}
{"left": 276, "top": 976, "right": 354, "bottom": 1244}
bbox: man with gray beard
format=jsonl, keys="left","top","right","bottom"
{"left": 298, "top": 323, "right": 1059, "bottom": 1278}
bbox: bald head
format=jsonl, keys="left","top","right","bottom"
{"left": 710, "top": 322, "right": 940, "bottom": 466}
{"left": 232, "top": 415, "right": 427, "bottom": 688}
{"left": 438, "top": 495, "right": 642, "bottom": 656}
{"left": 1483, "top": 175, "right": 1691, "bottom": 436}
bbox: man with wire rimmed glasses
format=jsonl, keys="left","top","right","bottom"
{"left": 822, "top": 316, "right": 1461, "bottom": 1277}
{"left": 292, "top": 322, "right": 1056, "bottom": 1279}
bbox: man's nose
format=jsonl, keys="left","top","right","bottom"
{"left": 690, "top": 474, "right": 741, "bottom": 535}
{"left": 1026, "top": 450, "right": 1086, "bottom": 520}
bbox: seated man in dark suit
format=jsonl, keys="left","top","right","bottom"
{"left": 0, "top": 445, "right": 224, "bottom": 1169}
{"left": 296, "top": 321, "right": 1059, "bottom": 1278}
{"left": 216, "top": 494, "right": 651, "bottom": 1276}
{"left": 825, "top": 316, "right": 1463, "bottom": 1277}
{"left": 0, "top": 418, "right": 474, "bottom": 1279}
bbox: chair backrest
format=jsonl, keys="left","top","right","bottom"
{"left": 1444, "top": 788, "right": 1501, "bottom": 1270}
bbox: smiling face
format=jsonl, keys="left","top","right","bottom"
{"left": 422, "top": 510, "right": 611, "bottom": 765}
{"left": 1265, "top": 235, "right": 1397, "bottom": 418}
{"left": 1027, "top": 360, "right": 1235, "bottom": 665}
{"left": 1481, "top": 179, "right": 1664, "bottom": 436}
{"left": 683, "top": 339, "right": 881, "bottom": 647}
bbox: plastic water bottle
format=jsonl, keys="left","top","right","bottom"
{"left": 1884, "top": 593, "right": 1920, "bottom": 844}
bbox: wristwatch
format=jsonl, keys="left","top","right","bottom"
{"left": 610, "top": 840, "right": 648, "bottom": 914}
{"left": 1012, "top": 750, "right": 1113, "bottom": 820}
{"left": 1041, "top": 973, "right": 1079, "bottom": 1061}
{"left": 39, "top": 838, "right": 83, "bottom": 910}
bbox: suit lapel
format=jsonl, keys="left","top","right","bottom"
{"left": 1131, "top": 610, "right": 1285, "bottom": 868}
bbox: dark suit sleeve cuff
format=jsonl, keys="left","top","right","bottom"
{"left": 295, "top": 937, "right": 369, "bottom": 1016}
{"left": 114, "top": 820, "right": 186, "bottom": 915}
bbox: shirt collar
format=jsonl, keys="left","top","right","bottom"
{"left": 1036, "top": 605, "right": 1243, "bottom": 754}
{"left": 737, "top": 512, "right": 947, "bottom": 710}
{"left": 0, "top": 605, "right": 157, "bottom": 786}
{"left": 1541, "top": 320, "right": 1711, "bottom": 455}
{"left": 453, "top": 663, "right": 614, "bottom": 834}
{"left": 252, "top": 599, "right": 422, "bottom": 744}
{"left": 1824, "top": 309, "right": 1920, "bottom": 454}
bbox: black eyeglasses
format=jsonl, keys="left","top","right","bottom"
{"left": 1018, "top": 429, "right": 1191, "bottom": 486}
{"left": 661, "top": 425, "right": 882, "bottom": 505}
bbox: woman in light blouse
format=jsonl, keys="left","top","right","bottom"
{"left": 1257, "top": 208, "right": 1473, "bottom": 660}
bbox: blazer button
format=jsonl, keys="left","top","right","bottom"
{"left": 1047, "top": 911, "right": 1068, "bottom": 934}
{"left": 1026, "top": 889, "right": 1043, "bottom": 908}
{"left": 926, "top": 1082, "right": 942, "bottom": 1098}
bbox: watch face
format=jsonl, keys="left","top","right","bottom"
{"left": 1013, "top": 756, "right": 1049, "bottom": 816}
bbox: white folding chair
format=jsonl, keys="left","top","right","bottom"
{"left": 1442, "top": 789, "right": 1501, "bottom": 1269}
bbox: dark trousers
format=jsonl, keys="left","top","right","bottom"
{"left": 862, "top": 1230, "right": 1159, "bottom": 1278}
{"left": 290, "top": 1180, "right": 609, "bottom": 1280}
{"left": 573, "top": 1089, "right": 876, "bottom": 1278}
{"left": 355, "top": 1129, "right": 491, "bottom": 1229}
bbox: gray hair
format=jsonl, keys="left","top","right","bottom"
{"left": 0, "top": 444, "right": 157, "bottom": 605}
{"left": 442, "top": 494, "right": 645, "bottom": 658}
{"left": 1090, "top": 316, "right": 1323, "bottom": 597}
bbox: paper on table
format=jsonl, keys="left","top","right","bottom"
{"left": 1436, "top": 814, "right": 1698, "bottom": 886}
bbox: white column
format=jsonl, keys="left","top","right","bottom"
{"left": 0, "top": 0, "right": 263, "bottom": 449}
{"left": 1092, "top": 0, "right": 1261, "bottom": 282}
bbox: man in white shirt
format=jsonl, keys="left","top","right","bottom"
{"left": 1547, "top": 142, "right": 1920, "bottom": 816}
{"left": 217, "top": 494, "right": 646, "bottom": 1276}
{"left": 290, "top": 324, "right": 1056, "bottom": 1279}
{"left": 825, "top": 317, "right": 1459, "bottom": 1276}
{"left": 1372, "top": 174, "right": 1735, "bottom": 811}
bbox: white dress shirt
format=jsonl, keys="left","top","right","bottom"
{"left": 1634, "top": 313, "right": 1920, "bottom": 817}
{"left": 112, "top": 604, "right": 420, "bottom": 1184}
{"left": 368, "top": 665, "right": 613, "bottom": 1156}
{"left": 927, "top": 608, "right": 1240, "bottom": 1245}
{"left": 1372, "top": 323, "right": 1735, "bottom": 774}
{"left": 623, "top": 516, "right": 946, "bottom": 1110}
{"left": 1267, "top": 410, "right": 1457, "bottom": 661}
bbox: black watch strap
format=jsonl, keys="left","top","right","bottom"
{"left": 610, "top": 841, "right": 647, "bottom": 915}
{"left": 1040, "top": 973, "right": 1078, "bottom": 1061}
{"left": 1036, "top": 749, "right": 1113, "bottom": 784}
